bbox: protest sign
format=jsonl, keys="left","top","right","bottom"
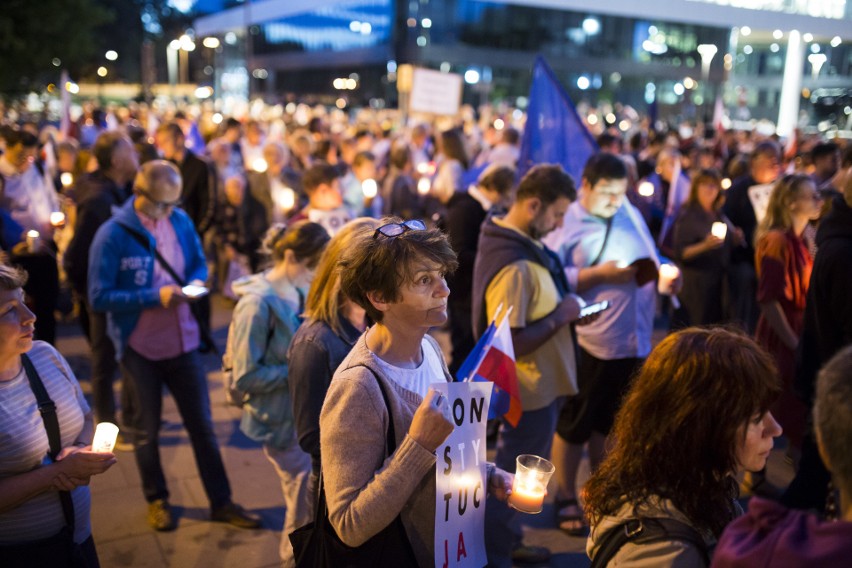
{"left": 410, "top": 68, "right": 463, "bottom": 116}
{"left": 433, "top": 381, "right": 493, "bottom": 568}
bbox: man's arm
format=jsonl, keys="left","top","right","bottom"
{"left": 511, "top": 295, "right": 581, "bottom": 357}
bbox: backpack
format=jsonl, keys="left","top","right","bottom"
{"left": 590, "top": 517, "right": 710, "bottom": 568}
{"left": 221, "top": 298, "right": 276, "bottom": 408}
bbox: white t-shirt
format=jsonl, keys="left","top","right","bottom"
{"left": 372, "top": 337, "right": 446, "bottom": 397}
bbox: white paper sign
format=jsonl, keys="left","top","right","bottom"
{"left": 307, "top": 207, "right": 353, "bottom": 236}
{"left": 433, "top": 381, "right": 492, "bottom": 568}
{"left": 411, "top": 68, "right": 463, "bottom": 117}
{"left": 747, "top": 183, "right": 774, "bottom": 223}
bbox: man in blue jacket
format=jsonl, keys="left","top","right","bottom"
{"left": 88, "top": 160, "right": 260, "bottom": 532}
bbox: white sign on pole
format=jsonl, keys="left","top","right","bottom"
{"left": 433, "top": 381, "right": 492, "bottom": 568}
{"left": 410, "top": 68, "right": 463, "bottom": 117}
{"left": 747, "top": 182, "right": 774, "bottom": 223}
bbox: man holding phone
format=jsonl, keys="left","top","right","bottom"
{"left": 88, "top": 160, "right": 260, "bottom": 532}
{"left": 543, "top": 152, "right": 676, "bottom": 535}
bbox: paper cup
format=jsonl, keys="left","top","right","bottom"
{"left": 92, "top": 422, "right": 119, "bottom": 453}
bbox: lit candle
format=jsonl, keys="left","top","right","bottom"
{"left": 417, "top": 177, "right": 431, "bottom": 195}
{"left": 50, "top": 212, "right": 66, "bottom": 227}
{"left": 252, "top": 158, "right": 268, "bottom": 173}
{"left": 508, "top": 454, "right": 554, "bottom": 514}
{"left": 658, "top": 263, "right": 679, "bottom": 295}
{"left": 721, "top": 178, "right": 732, "bottom": 190}
{"left": 362, "top": 178, "right": 378, "bottom": 198}
{"left": 91, "top": 422, "right": 119, "bottom": 453}
{"left": 280, "top": 187, "right": 296, "bottom": 211}
{"left": 638, "top": 181, "right": 655, "bottom": 197}
{"left": 711, "top": 222, "right": 727, "bottom": 240}
{"left": 60, "top": 172, "right": 74, "bottom": 187}
{"left": 26, "top": 230, "right": 40, "bottom": 253}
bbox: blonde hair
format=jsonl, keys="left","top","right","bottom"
{"left": 303, "top": 218, "right": 379, "bottom": 334}
{"left": 755, "top": 173, "right": 814, "bottom": 246}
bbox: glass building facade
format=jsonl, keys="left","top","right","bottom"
{"left": 196, "top": 0, "right": 851, "bottom": 125}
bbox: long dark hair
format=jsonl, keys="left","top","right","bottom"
{"left": 583, "top": 327, "right": 781, "bottom": 536}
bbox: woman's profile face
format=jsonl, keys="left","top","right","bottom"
{"left": 735, "top": 411, "right": 782, "bottom": 473}
{"left": 0, "top": 288, "right": 36, "bottom": 357}
{"left": 382, "top": 260, "right": 449, "bottom": 329}
{"left": 696, "top": 181, "right": 720, "bottom": 212}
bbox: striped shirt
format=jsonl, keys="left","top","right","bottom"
{"left": 0, "top": 341, "right": 92, "bottom": 544}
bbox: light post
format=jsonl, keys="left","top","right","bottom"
{"left": 697, "top": 43, "right": 718, "bottom": 123}
{"left": 178, "top": 34, "right": 196, "bottom": 85}
{"left": 202, "top": 37, "right": 220, "bottom": 102}
{"left": 808, "top": 53, "right": 827, "bottom": 80}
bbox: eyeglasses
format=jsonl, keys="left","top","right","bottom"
{"left": 373, "top": 219, "right": 426, "bottom": 239}
{"left": 136, "top": 187, "right": 182, "bottom": 210}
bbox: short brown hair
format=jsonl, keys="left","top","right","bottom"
{"left": 302, "top": 162, "right": 339, "bottom": 194}
{"left": 515, "top": 164, "right": 576, "bottom": 205}
{"left": 584, "top": 327, "right": 781, "bottom": 536}
{"left": 261, "top": 221, "right": 330, "bottom": 264}
{"left": 687, "top": 168, "right": 724, "bottom": 210}
{"left": 339, "top": 217, "right": 458, "bottom": 323}
{"left": 0, "top": 263, "right": 28, "bottom": 290}
{"left": 93, "top": 131, "right": 132, "bottom": 171}
{"left": 814, "top": 345, "right": 852, "bottom": 495}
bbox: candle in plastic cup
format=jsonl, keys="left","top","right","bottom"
{"left": 508, "top": 454, "right": 555, "bottom": 514}
{"left": 711, "top": 222, "right": 727, "bottom": 240}
{"left": 417, "top": 177, "right": 431, "bottom": 195}
{"left": 638, "top": 181, "right": 655, "bottom": 197}
{"left": 26, "top": 230, "right": 40, "bottom": 253}
{"left": 50, "top": 212, "right": 66, "bottom": 227}
{"left": 60, "top": 172, "right": 74, "bottom": 187}
{"left": 362, "top": 178, "right": 378, "bottom": 198}
{"left": 657, "top": 263, "right": 679, "bottom": 295}
{"left": 92, "top": 422, "right": 119, "bottom": 453}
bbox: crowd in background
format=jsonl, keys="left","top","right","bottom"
{"left": 1, "top": 95, "right": 851, "bottom": 567}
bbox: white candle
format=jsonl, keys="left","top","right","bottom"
{"left": 361, "top": 178, "right": 378, "bottom": 198}
{"left": 711, "top": 222, "right": 727, "bottom": 240}
{"left": 252, "top": 158, "right": 268, "bottom": 173}
{"left": 508, "top": 454, "right": 554, "bottom": 514}
{"left": 658, "top": 263, "right": 679, "bottom": 295}
{"left": 91, "top": 422, "right": 119, "bottom": 453}
{"left": 26, "top": 230, "right": 39, "bottom": 253}
{"left": 417, "top": 177, "right": 431, "bottom": 195}
{"left": 50, "top": 212, "right": 66, "bottom": 227}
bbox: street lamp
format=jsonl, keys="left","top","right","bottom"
{"left": 697, "top": 44, "right": 718, "bottom": 122}
{"left": 178, "top": 34, "right": 196, "bottom": 85}
{"left": 808, "top": 53, "right": 827, "bottom": 79}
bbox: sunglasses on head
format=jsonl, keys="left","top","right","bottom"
{"left": 373, "top": 219, "right": 426, "bottom": 239}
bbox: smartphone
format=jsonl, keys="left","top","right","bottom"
{"left": 181, "top": 284, "right": 209, "bottom": 298}
{"left": 579, "top": 300, "right": 610, "bottom": 319}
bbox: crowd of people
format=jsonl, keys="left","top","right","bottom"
{"left": 0, "top": 97, "right": 851, "bottom": 567}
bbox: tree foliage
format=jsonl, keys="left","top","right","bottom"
{"left": 0, "top": 0, "right": 113, "bottom": 94}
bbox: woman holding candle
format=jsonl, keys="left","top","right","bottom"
{"left": 751, "top": 174, "right": 822, "bottom": 474}
{"left": 228, "top": 220, "right": 330, "bottom": 567}
{"left": 318, "top": 217, "right": 513, "bottom": 566}
{"left": 584, "top": 327, "right": 782, "bottom": 567}
{"left": 672, "top": 169, "right": 741, "bottom": 326}
{"left": 0, "top": 263, "right": 116, "bottom": 567}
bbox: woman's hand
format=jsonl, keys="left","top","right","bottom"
{"left": 487, "top": 467, "right": 514, "bottom": 502}
{"left": 408, "top": 388, "right": 454, "bottom": 453}
{"left": 52, "top": 449, "right": 116, "bottom": 490}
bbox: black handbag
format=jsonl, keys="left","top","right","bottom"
{"left": 289, "top": 366, "right": 419, "bottom": 568}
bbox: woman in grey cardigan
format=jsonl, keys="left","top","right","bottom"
{"left": 319, "top": 218, "right": 513, "bottom": 566}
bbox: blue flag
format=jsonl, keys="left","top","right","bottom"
{"left": 518, "top": 56, "right": 599, "bottom": 183}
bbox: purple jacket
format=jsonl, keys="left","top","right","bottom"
{"left": 712, "top": 497, "right": 852, "bottom": 568}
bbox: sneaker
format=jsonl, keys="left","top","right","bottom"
{"left": 113, "top": 432, "right": 134, "bottom": 452}
{"left": 210, "top": 502, "right": 262, "bottom": 529}
{"left": 147, "top": 499, "right": 176, "bottom": 531}
{"left": 511, "top": 545, "right": 551, "bottom": 565}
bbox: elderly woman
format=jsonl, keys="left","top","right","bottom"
{"left": 287, "top": 218, "right": 379, "bottom": 497}
{"left": 318, "top": 218, "right": 512, "bottom": 566}
{"left": 584, "top": 327, "right": 782, "bottom": 567}
{"left": 228, "top": 220, "right": 329, "bottom": 567}
{"left": 0, "top": 264, "right": 116, "bottom": 567}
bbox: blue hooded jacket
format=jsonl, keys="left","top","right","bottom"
{"left": 87, "top": 197, "right": 207, "bottom": 359}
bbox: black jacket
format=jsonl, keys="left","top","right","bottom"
{"left": 63, "top": 171, "right": 132, "bottom": 295}
{"left": 175, "top": 150, "right": 217, "bottom": 235}
{"left": 796, "top": 195, "right": 852, "bottom": 403}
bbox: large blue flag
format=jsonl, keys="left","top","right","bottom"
{"left": 518, "top": 56, "right": 599, "bottom": 183}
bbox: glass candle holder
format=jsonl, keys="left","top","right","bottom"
{"left": 711, "top": 222, "right": 727, "bottom": 240}
{"left": 508, "top": 454, "right": 555, "bottom": 514}
{"left": 92, "top": 422, "right": 119, "bottom": 453}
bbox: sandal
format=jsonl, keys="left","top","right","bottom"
{"left": 555, "top": 498, "right": 589, "bottom": 536}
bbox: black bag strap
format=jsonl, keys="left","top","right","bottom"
{"left": 589, "top": 216, "right": 614, "bottom": 267}
{"left": 21, "top": 354, "right": 76, "bottom": 531}
{"left": 590, "top": 517, "right": 710, "bottom": 568}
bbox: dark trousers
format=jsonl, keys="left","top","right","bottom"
{"left": 13, "top": 252, "right": 59, "bottom": 345}
{"left": 121, "top": 347, "right": 231, "bottom": 509}
{"left": 82, "top": 299, "right": 136, "bottom": 427}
